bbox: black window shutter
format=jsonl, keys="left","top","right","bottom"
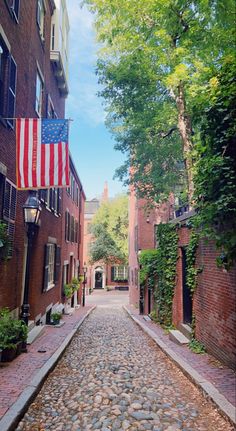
{"left": 3, "top": 181, "right": 11, "bottom": 220}
{"left": 10, "top": 185, "right": 17, "bottom": 220}
{"left": 43, "top": 244, "right": 50, "bottom": 292}
{"left": 68, "top": 213, "right": 71, "bottom": 241}
{"left": 58, "top": 189, "right": 61, "bottom": 215}
{"left": 111, "top": 266, "right": 115, "bottom": 282}
{"left": 14, "top": 0, "right": 20, "bottom": 19}
{"left": 65, "top": 211, "right": 68, "bottom": 241}
{"left": 54, "top": 245, "right": 61, "bottom": 282}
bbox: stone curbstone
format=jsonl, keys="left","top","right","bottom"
{"left": 123, "top": 305, "right": 236, "bottom": 427}
{"left": 0, "top": 306, "right": 96, "bottom": 431}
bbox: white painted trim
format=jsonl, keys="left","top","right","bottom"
{"left": 0, "top": 24, "right": 11, "bottom": 51}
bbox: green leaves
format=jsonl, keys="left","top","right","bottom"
{"left": 89, "top": 195, "right": 128, "bottom": 264}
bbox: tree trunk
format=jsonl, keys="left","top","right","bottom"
{"left": 176, "top": 82, "right": 194, "bottom": 203}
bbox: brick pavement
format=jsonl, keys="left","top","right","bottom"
{"left": 0, "top": 306, "right": 94, "bottom": 420}
{"left": 126, "top": 305, "right": 236, "bottom": 408}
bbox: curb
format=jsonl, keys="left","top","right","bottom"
{"left": 0, "top": 306, "right": 96, "bottom": 431}
{"left": 123, "top": 305, "right": 236, "bottom": 427}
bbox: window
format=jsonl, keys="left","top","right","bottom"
{"left": 111, "top": 265, "right": 128, "bottom": 282}
{"left": 47, "top": 94, "right": 57, "bottom": 119}
{"left": 5, "top": 0, "right": 20, "bottom": 21}
{"left": 39, "top": 188, "right": 61, "bottom": 216}
{"left": 10, "top": 0, "right": 20, "bottom": 21}
{"left": 7, "top": 56, "right": 17, "bottom": 128}
{"left": 51, "top": 23, "right": 55, "bottom": 50}
{"left": 35, "top": 70, "right": 43, "bottom": 116}
{"left": 0, "top": 37, "right": 17, "bottom": 127}
{"left": 37, "top": 0, "right": 45, "bottom": 40}
{"left": 48, "top": 244, "right": 55, "bottom": 287}
{"left": 43, "top": 244, "right": 61, "bottom": 291}
{"left": 65, "top": 210, "right": 71, "bottom": 242}
{"left": 2, "top": 178, "right": 17, "bottom": 257}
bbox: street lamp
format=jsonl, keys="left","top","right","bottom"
{"left": 21, "top": 191, "right": 41, "bottom": 349}
{"left": 82, "top": 264, "right": 87, "bottom": 307}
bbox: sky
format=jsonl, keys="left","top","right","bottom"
{"left": 66, "top": 0, "right": 126, "bottom": 200}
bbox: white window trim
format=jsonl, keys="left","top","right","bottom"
{"left": 47, "top": 243, "right": 55, "bottom": 289}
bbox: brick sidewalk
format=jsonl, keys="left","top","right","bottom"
{"left": 126, "top": 305, "right": 236, "bottom": 408}
{"left": 0, "top": 306, "right": 94, "bottom": 421}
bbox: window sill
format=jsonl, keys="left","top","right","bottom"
{"left": 46, "top": 283, "right": 55, "bottom": 292}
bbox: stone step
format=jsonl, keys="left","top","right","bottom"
{"left": 179, "top": 323, "right": 192, "bottom": 340}
{"left": 28, "top": 320, "right": 35, "bottom": 332}
{"left": 143, "top": 315, "right": 152, "bottom": 322}
{"left": 169, "top": 329, "right": 189, "bottom": 345}
{"left": 27, "top": 325, "right": 44, "bottom": 345}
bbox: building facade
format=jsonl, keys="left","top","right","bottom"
{"left": 83, "top": 184, "right": 128, "bottom": 293}
{"left": 128, "top": 186, "right": 236, "bottom": 369}
{"left": 0, "top": 1, "right": 85, "bottom": 326}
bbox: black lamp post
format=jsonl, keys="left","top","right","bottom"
{"left": 138, "top": 249, "right": 144, "bottom": 315}
{"left": 82, "top": 264, "right": 87, "bottom": 307}
{"left": 21, "top": 191, "right": 41, "bottom": 345}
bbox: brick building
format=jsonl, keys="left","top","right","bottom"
{"left": 128, "top": 185, "right": 236, "bottom": 369}
{"left": 128, "top": 185, "right": 173, "bottom": 313}
{"left": 61, "top": 158, "right": 86, "bottom": 310}
{"left": 83, "top": 184, "right": 128, "bottom": 293}
{"left": 0, "top": 1, "right": 85, "bottom": 326}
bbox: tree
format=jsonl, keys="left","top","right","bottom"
{"left": 193, "top": 56, "right": 236, "bottom": 266}
{"left": 89, "top": 194, "right": 128, "bottom": 264}
{"left": 84, "top": 0, "right": 235, "bottom": 203}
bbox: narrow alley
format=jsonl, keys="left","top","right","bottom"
{"left": 16, "top": 292, "right": 232, "bottom": 431}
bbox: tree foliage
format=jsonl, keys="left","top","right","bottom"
{"left": 84, "top": 0, "right": 235, "bottom": 203}
{"left": 89, "top": 194, "right": 128, "bottom": 264}
{"left": 193, "top": 57, "right": 236, "bottom": 265}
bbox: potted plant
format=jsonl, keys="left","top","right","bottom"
{"left": 51, "top": 311, "right": 62, "bottom": 325}
{"left": 0, "top": 308, "right": 28, "bottom": 362}
{"left": 71, "top": 277, "right": 80, "bottom": 293}
{"left": 63, "top": 283, "right": 73, "bottom": 299}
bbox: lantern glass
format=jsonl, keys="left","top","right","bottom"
{"left": 23, "top": 193, "right": 41, "bottom": 225}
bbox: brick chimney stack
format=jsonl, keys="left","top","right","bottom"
{"left": 102, "top": 181, "right": 109, "bottom": 201}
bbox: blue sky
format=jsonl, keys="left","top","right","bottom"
{"left": 66, "top": 1, "right": 126, "bottom": 200}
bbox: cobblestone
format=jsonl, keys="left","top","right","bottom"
{"left": 16, "top": 307, "right": 233, "bottom": 430}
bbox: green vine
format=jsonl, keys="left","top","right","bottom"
{"left": 154, "top": 223, "right": 179, "bottom": 327}
{"left": 186, "top": 230, "right": 200, "bottom": 296}
{"left": 139, "top": 249, "right": 159, "bottom": 288}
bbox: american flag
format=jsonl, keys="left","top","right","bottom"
{"left": 16, "top": 118, "right": 70, "bottom": 189}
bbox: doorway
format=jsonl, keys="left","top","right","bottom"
{"left": 95, "top": 271, "right": 103, "bottom": 289}
{"left": 182, "top": 247, "right": 192, "bottom": 324}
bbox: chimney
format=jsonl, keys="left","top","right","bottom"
{"left": 102, "top": 181, "right": 109, "bottom": 201}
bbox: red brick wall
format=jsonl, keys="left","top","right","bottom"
{"left": 194, "top": 238, "right": 236, "bottom": 369}
{"left": 129, "top": 191, "right": 174, "bottom": 309}
{"left": 173, "top": 227, "right": 236, "bottom": 369}
{"left": 0, "top": 0, "right": 66, "bottom": 317}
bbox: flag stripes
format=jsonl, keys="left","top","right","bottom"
{"left": 16, "top": 118, "right": 69, "bottom": 189}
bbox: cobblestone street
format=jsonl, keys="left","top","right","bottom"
{"left": 16, "top": 297, "right": 232, "bottom": 431}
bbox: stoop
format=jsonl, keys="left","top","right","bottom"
{"left": 27, "top": 325, "right": 45, "bottom": 345}
{"left": 169, "top": 329, "right": 189, "bottom": 345}
{"left": 178, "top": 323, "right": 192, "bottom": 340}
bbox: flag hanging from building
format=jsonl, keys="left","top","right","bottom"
{"left": 16, "top": 118, "right": 70, "bottom": 189}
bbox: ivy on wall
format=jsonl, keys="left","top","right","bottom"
{"left": 139, "top": 249, "right": 159, "bottom": 289}
{"left": 139, "top": 224, "right": 178, "bottom": 327}
{"left": 186, "top": 230, "right": 200, "bottom": 296}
